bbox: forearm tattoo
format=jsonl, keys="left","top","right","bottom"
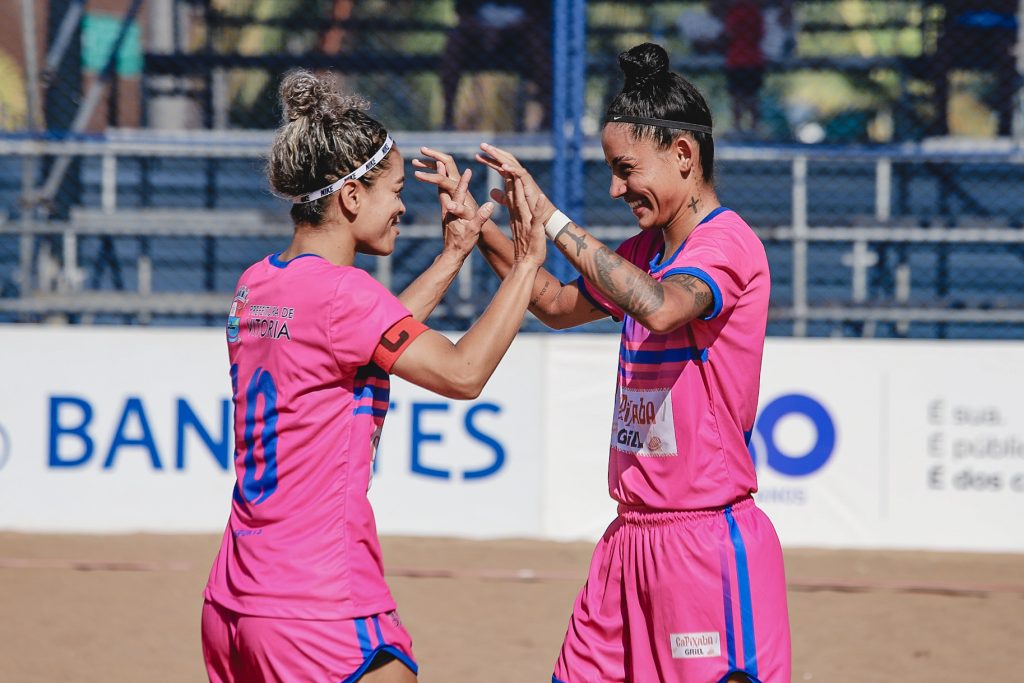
{"left": 530, "top": 280, "right": 550, "bottom": 307}
{"left": 555, "top": 225, "right": 588, "bottom": 257}
{"left": 593, "top": 246, "right": 623, "bottom": 298}
{"left": 663, "top": 273, "right": 713, "bottom": 317}
{"left": 593, "top": 246, "right": 664, "bottom": 318}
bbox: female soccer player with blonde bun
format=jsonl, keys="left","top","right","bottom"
{"left": 202, "top": 69, "right": 546, "bottom": 683}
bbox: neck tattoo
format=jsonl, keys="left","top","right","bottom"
{"left": 688, "top": 196, "right": 700, "bottom": 214}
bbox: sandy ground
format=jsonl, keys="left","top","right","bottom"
{"left": 0, "top": 533, "right": 1021, "bottom": 682}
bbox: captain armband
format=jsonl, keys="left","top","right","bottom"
{"left": 371, "top": 316, "right": 429, "bottom": 372}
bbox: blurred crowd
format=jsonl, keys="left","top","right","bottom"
{"left": 1, "top": 0, "right": 1021, "bottom": 141}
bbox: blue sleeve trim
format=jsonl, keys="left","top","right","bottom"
{"left": 574, "top": 276, "right": 619, "bottom": 321}
{"left": 661, "top": 266, "right": 724, "bottom": 320}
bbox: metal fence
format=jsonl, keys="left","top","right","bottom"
{"left": 3, "top": 130, "right": 1023, "bottom": 337}
{"left": 2, "top": 1, "right": 1024, "bottom": 338}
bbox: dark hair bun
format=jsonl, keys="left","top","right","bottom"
{"left": 618, "top": 43, "right": 670, "bottom": 89}
{"left": 279, "top": 69, "right": 367, "bottom": 123}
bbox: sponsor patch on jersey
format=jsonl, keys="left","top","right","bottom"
{"left": 226, "top": 284, "right": 249, "bottom": 343}
{"left": 611, "top": 386, "right": 677, "bottom": 457}
{"left": 670, "top": 632, "right": 721, "bottom": 659}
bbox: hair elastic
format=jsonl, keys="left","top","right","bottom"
{"left": 606, "top": 115, "right": 712, "bottom": 135}
{"left": 293, "top": 134, "right": 395, "bottom": 204}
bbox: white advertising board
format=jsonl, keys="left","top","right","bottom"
{"left": 0, "top": 326, "right": 542, "bottom": 537}
{"left": 752, "top": 339, "right": 1024, "bottom": 552}
{"left": 0, "top": 326, "right": 1022, "bottom": 552}
{"left": 0, "top": 327, "right": 236, "bottom": 532}
{"left": 366, "top": 337, "right": 544, "bottom": 538}
{"left": 540, "top": 335, "right": 620, "bottom": 540}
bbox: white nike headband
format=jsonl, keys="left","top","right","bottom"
{"left": 293, "top": 134, "right": 395, "bottom": 204}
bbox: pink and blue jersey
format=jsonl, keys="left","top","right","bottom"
{"left": 558, "top": 208, "right": 789, "bottom": 682}
{"left": 204, "top": 252, "right": 416, "bottom": 620}
{"left": 578, "top": 207, "right": 770, "bottom": 510}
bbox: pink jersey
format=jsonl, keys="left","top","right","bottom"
{"left": 204, "top": 252, "right": 414, "bottom": 620}
{"left": 578, "top": 207, "right": 770, "bottom": 510}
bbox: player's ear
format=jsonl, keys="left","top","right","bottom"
{"left": 338, "top": 181, "right": 361, "bottom": 216}
{"left": 673, "top": 135, "right": 695, "bottom": 176}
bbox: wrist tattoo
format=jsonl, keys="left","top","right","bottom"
{"left": 556, "top": 225, "right": 588, "bottom": 257}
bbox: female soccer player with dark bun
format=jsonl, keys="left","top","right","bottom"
{"left": 417, "top": 43, "right": 790, "bottom": 683}
{"left": 201, "top": 69, "right": 546, "bottom": 683}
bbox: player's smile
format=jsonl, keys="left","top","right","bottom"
{"left": 626, "top": 196, "right": 650, "bottom": 217}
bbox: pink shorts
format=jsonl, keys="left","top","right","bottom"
{"left": 553, "top": 498, "right": 790, "bottom": 683}
{"left": 201, "top": 601, "right": 417, "bottom": 683}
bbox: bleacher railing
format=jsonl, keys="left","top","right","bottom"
{"left": 2, "top": 131, "right": 1024, "bottom": 337}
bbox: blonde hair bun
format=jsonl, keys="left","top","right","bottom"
{"left": 279, "top": 69, "right": 367, "bottom": 124}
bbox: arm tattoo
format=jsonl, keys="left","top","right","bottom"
{"left": 593, "top": 246, "right": 623, "bottom": 298}
{"left": 530, "top": 281, "right": 550, "bottom": 306}
{"left": 593, "top": 247, "right": 664, "bottom": 318}
{"left": 663, "top": 273, "right": 714, "bottom": 317}
{"left": 556, "top": 225, "right": 588, "bottom": 258}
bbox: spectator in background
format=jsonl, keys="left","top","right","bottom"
{"left": 928, "top": 0, "right": 1020, "bottom": 137}
{"left": 724, "top": 0, "right": 766, "bottom": 137}
{"left": 761, "top": 0, "right": 796, "bottom": 61}
{"left": 441, "top": 0, "right": 552, "bottom": 131}
{"left": 676, "top": 4, "right": 726, "bottom": 54}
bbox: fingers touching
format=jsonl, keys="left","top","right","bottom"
{"left": 413, "top": 143, "right": 546, "bottom": 221}
{"left": 450, "top": 168, "right": 471, "bottom": 209}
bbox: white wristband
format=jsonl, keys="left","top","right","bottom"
{"left": 544, "top": 209, "right": 572, "bottom": 241}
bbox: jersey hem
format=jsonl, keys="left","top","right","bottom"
{"left": 202, "top": 586, "right": 397, "bottom": 622}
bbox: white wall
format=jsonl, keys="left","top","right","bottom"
{"left": 0, "top": 326, "right": 1021, "bottom": 552}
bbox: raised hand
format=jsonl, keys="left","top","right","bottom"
{"left": 412, "top": 146, "right": 481, "bottom": 215}
{"left": 506, "top": 174, "right": 546, "bottom": 268}
{"left": 413, "top": 147, "right": 489, "bottom": 258}
{"left": 396, "top": 162, "right": 493, "bottom": 322}
{"left": 438, "top": 165, "right": 484, "bottom": 258}
{"left": 475, "top": 143, "right": 556, "bottom": 225}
